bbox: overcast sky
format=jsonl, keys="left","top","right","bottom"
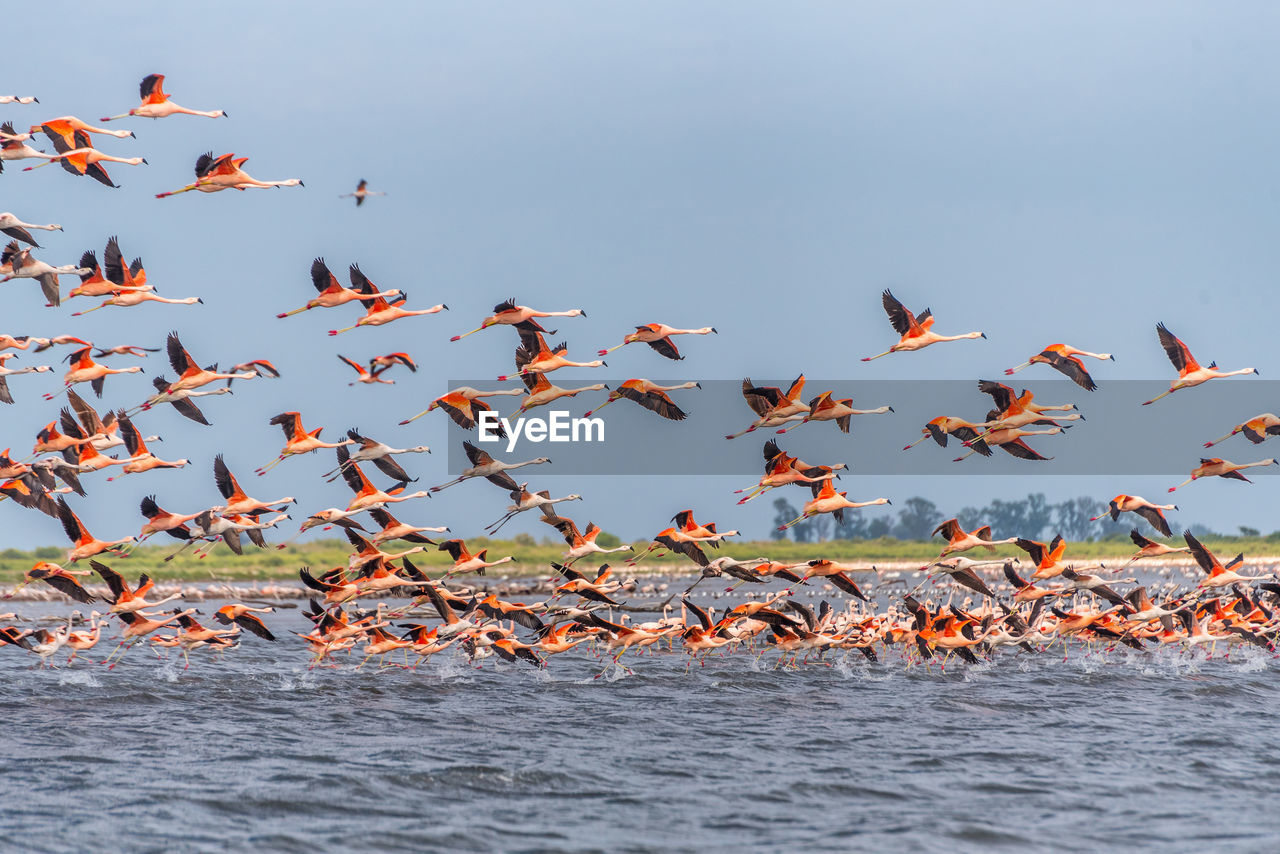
{"left": 4, "top": 2, "right": 1280, "bottom": 549}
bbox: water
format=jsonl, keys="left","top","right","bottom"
{"left": 4, "top": 604, "right": 1280, "bottom": 852}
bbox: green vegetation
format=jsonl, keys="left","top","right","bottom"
{"left": 5, "top": 530, "right": 1280, "bottom": 583}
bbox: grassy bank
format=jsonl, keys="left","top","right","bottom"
{"left": 4, "top": 533, "right": 1280, "bottom": 582}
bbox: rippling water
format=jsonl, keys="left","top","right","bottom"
{"left": 5, "top": 601, "right": 1280, "bottom": 853}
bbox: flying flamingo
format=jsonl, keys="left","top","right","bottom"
{"left": 337, "top": 457, "right": 429, "bottom": 513}
{"left": 44, "top": 346, "right": 142, "bottom": 399}
{"left": 1142, "top": 323, "right": 1257, "bottom": 405}
{"left": 255, "top": 412, "right": 355, "bottom": 475}
{"left": 0, "top": 96, "right": 38, "bottom": 105}
{"left": 597, "top": 323, "right": 716, "bottom": 360}
{"left": 1, "top": 241, "right": 89, "bottom": 306}
{"left": 429, "top": 441, "right": 550, "bottom": 493}
{"left": 56, "top": 498, "right": 135, "bottom": 562}
{"left": 932, "top": 519, "right": 1018, "bottom": 557}
{"left": 1204, "top": 414, "right": 1280, "bottom": 448}
{"left": 485, "top": 483, "right": 583, "bottom": 534}
{"left": 862, "top": 289, "right": 986, "bottom": 361}
{"left": 133, "top": 375, "right": 232, "bottom": 424}
{"left": 337, "top": 354, "right": 394, "bottom": 385}
{"left": 952, "top": 425, "right": 1063, "bottom": 462}
{"left": 726, "top": 376, "right": 810, "bottom": 439}
{"left": 733, "top": 439, "right": 842, "bottom": 504}
{"left": 1005, "top": 344, "right": 1113, "bottom": 390}
{"left": 324, "top": 432, "right": 430, "bottom": 483}
{"left": 775, "top": 391, "right": 893, "bottom": 435}
{"left": 438, "top": 539, "right": 516, "bottom": 577}
{"left": 72, "top": 291, "right": 202, "bottom": 315}
{"left": 163, "top": 332, "right": 258, "bottom": 392}
{"left": 776, "top": 480, "right": 890, "bottom": 531}
{"left": 32, "top": 116, "right": 134, "bottom": 144}
{"left": 104, "top": 609, "right": 199, "bottom": 669}
{"left": 328, "top": 266, "right": 445, "bottom": 335}
{"left": 91, "top": 562, "right": 180, "bottom": 615}
{"left": 496, "top": 330, "right": 605, "bottom": 380}
{"left": 398, "top": 385, "right": 522, "bottom": 428}
{"left": 278, "top": 259, "right": 402, "bottom": 318}
{"left": 134, "top": 495, "right": 206, "bottom": 545}
{"left": 1123, "top": 529, "right": 1190, "bottom": 565}
{"left": 0, "top": 122, "right": 60, "bottom": 163}
{"left": 155, "top": 152, "right": 302, "bottom": 197}
{"left": 104, "top": 413, "right": 189, "bottom": 481}
{"left": 29, "top": 129, "right": 147, "bottom": 187}
{"left": 102, "top": 74, "right": 227, "bottom": 121}
{"left": 214, "top": 454, "right": 294, "bottom": 515}
{"left": 539, "top": 507, "right": 633, "bottom": 565}
{"left": 582, "top": 379, "right": 699, "bottom": 420}
{"left": 341, "top": 179, "right": 385, "bottom": 206}
{"left": 0, "top": 212, "right": 62, "bottom": 247}
{"left": 451, "top": 300, "right": 586, "bottom": 341}
{"left": 1168, "top": 457, "right": 1276, "bottom": 491}
{"left": 1089, "top": 495, "right": 1176, "bottom": 537}
{"left": 511, "top": 372, "right": 607, "bottom": 415}
{"left": 366, "top": 507, "right": 449, "bottom": 545}
{"left": 0, "top": 353, "right": 52, "bottom": 404}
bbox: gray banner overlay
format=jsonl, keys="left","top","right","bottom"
{"left": 439, "top": 378, "right": 1278, "bottom": 477}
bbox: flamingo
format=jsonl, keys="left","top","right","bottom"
{"left": 0, "top": 96, "right": 38, "bottom": 105}
{"left": 1005, "top": 344, "right": 1113, "bottom": 390}
{"left": 366, "top": 507, "right": 448, "bottom": 545}
{"left": 104, "top": 609, "right": 199, "bottom": 669}
{"left": 932, "top": 518, "right": 1018, "bottom": 557}
{"left": 1089, "top": 495, "right": 1176, "bottom": 536}
{"left": 102, "top": 74, "right": 226, "bottom": 121}
{"left": 1184, "top": 532, "right": 1272, "bottom": 590}
{"left": 44, "top": 347, "right": 142, "bottom": 399}
{"left": 328, "top": 266, "right": 445, "bottom": 334}
{"left": 337, "top": 457, "right": 429, "bottom": 513}
{"left": 56, "top": 498, "right": 136, "bottom": 562}
{"left": 0, "top": 213, "right": 62, "bottom": 247}
{"left": 0, "top": 353, "right": 52, "bottom": 404}
{"left": 72, "top": 291, "right": 201, "bottom": 315}
{"left": 513, "top": 372, "right": 607, "bottom": 415}
{"left": 597, "top": 323, "right": 716, "bottom": 360}
{"left": 64, "top": 611, "right": 104, "bottom": 664}
{"left": 134, "top": 495, "right": 205, "bottom": 545}
{"left": 1, "top": 241, "right": 90, "bottom": 306}
{"left": 134, "top": 376, "right": 232, "bottom": 425}
{"left": 0, "top": 123, "right": 60, "bottom": 163}
{"left": 438, "top": 539, "right": 516, "bottom": 576}
{"left": 1168, "top": 457, "right": 1277, "bottom": 491}
{"left": 155, "top": 152, "right": 301, "bottom": 197}
{"left": 430, "top": 441, "right": 550, "bottom": 493}
{"left": 582, "top": 379, "right": 699, "bottom": 420}
{"left": 212, "top": 605, "right": 277, "bottom": 641}
{"left": 213, "top": 454, "right": 294, "bottom": 515}
{"left": 323, "top": 432, "right": 430, "bottom": 484}
{"left": 862, "top": 289, "right": 986, "bottom": 360}
{"left": 27, "top": 129, "right": 146, "bottom": 186}
{"left": 341, "top": 179, "right": 385, "bottom": 206}
{"left": 163, "top": 332, "right": 258, "bottom": 392}
{"left": 277, "top": 259, "right": 403, "bottom": 317}
{"left": 485, "top": 483, "right": 583, "bottom": 535}
{"left": 105, "top": 413, "right": 189, "bottom": 481}
{"left": 255, "top": 412, "right": 354, "bottom": 475}
{"left": 726, "top": 376, "right": 810, "bottom": 439}
{"left": 1203, "top": 413, "right": 1280, "bottom": 448}
{"left": 497, "top": 330, "right": 605, "bottom": 380}
{"left": 1122, "top": 529, "right": 1190, "bottom": 566}
{"left": 952, "top": 425, "right": 1063, "bottom": 462}
{"left": 776, "top": 480, "right": 890, "bottom": 530}
{"left": 775, "top": 391, "right": 893, "bottom": 435}
{"left": 539, "top": 507, "right": 633, "bottom": 564}
{"left": 1142, "top": 323, "right": 1257, "bottom": 405}
{"left": 733, "top": 439, "right": 842, "bottom": 504}
{"left": 5, "top": 562, "right": 96, "bottom": 602}
{"left": 398, "top": 385, "right": 522, "bottom": 428}
{"left": 452, "top": 299, "right": 587, "bottom": 341}
{"left": 337, "top": 354, "right": 394, "bottom": 385}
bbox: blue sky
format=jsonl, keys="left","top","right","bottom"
{"left": 4, "top": 2, "right": 1280, "bottom": 548}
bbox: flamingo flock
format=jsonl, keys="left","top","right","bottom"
{"left": 1, "top": 74, "right": 1279, "bottom": 675}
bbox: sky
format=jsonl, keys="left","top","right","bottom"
{"left": 4, "top": 1, "right": 1280, "bottom": 549}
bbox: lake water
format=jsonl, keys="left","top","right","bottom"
{"left": 3, "top": 600, "right": 1280, "bottom": 853}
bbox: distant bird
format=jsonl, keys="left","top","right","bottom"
{"left": 1143, "top": 323, "right": 1257, "bottom": 405}
{"left": 0, "top": 212, "right": 62, "bottom": 247}
{"left": 0, "top": 96, "right": 38, "bottom": 105}
{"left": 862, "top": 289, "right": 986, "bottom": 361}
{"left": 337, "top": 355, "right": 394, "bottom": 385}
{"left": 0, "top": 353, "right": 52, "bottom": 404}
{"left": 582, "top": 379, "right": 699, "bottom": 420}
{"left": 1168, "top": 457, "right": 1277, "bottom": 492}
{"left": 1005, "top": 344, "right": 1113, "bottom": 391}
{"left": 102, "top": 74, "right": 227, "bottom": 121}
{"left": 1090, "top": 495, "right": 1176, "bottom": 537}
{"left": 451, "top": 300, "right": 587, "bottom": 341}
{"left": 155, "top": 152, "right": 301, "bottom": 197}
{"left": 597, "top": 323, "right": 716, "bottom": 360}
{"left": 1203, "top": 414, "right": 1280, "bottom": 448}
{"left": 903, "top": 416, "right": 993, "bottom": 455}
{"left": 278, "top": 259, "right": 403, "bottom": 318}
{"left": 340, "top": 179, "right": 385, "bottom": 206}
